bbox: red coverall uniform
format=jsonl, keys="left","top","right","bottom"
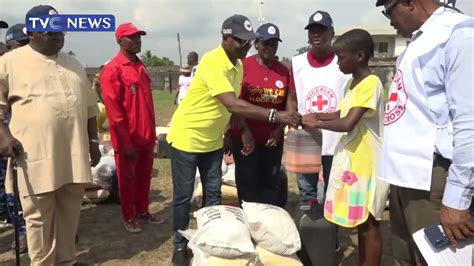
{"left": 100, "top": 51, "right": 156, "bottom": 221}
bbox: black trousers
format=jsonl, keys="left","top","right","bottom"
{"left": 232, "top": 140, "right": 284, "bottom": 206}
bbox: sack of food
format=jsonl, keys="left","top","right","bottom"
{"left": 191, "top": 206, "right": 255, "bottom": 258}
{"left": 242, "top": 202, "right": 301, "bottom": 255}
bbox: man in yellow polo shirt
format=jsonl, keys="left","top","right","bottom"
{"left": 168, "top": 14, "right": 301, "bottom": 266}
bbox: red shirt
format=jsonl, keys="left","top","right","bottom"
{"left": 100, "top": 51, "right": 156, "bottom": 152}
{"left": 288, "top": 51, "right": 336, "bottom": 91}
{"left": 230, "top": 55, "right": 290, "bottom": 144}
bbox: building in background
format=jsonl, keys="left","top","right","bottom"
{"left": 336, "top": 25, "right": 409, "bottom": 58}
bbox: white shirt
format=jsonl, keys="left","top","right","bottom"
{"left": 382, "top": 7, "right": 473, "bottom": 210}
{"left": 177, "top": 74, "right": 192, "bottom": 104}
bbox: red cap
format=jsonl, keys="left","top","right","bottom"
{"left": 115, "top": 22, "right": 146, "bottom": 40}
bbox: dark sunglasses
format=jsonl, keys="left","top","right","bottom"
{"left": 381, "top": 0, "right": 461, "bottom": 19}
{"left": 381, "top": 0, "right": 400, "bottom": 19}
{"left": 231, "top": 36, "right": 253, "bottom": 47}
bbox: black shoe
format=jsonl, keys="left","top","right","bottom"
{"left": 172, "top": 247, "right": 189, "bottom": 266}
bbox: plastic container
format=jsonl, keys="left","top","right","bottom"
{"left": 297, "top": 204, "right": 337, "bottom": 266}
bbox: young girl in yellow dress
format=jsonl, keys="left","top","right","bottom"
{"left": 302, "top": 29, "right": 389, "bottom": 266}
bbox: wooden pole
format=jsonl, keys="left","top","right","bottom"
{"left": 168, "top": 70, "right": 172, "bottom": 94}
{"left": 177, "top": 32, "right": 182, "bottom": 66}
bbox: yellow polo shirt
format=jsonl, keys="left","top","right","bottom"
{"left": 167, "top": 45, "right": 243, "bottom": 153}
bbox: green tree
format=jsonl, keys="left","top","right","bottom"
{"left": 141, "top": 50, "right": 159, "bottom": 66}
{"left": 140, "top": 50, "right": 174, "bottom": 66}
{"left": 157, "top": 57, "right": 174, "bottom": 66}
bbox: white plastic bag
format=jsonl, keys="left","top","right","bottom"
{"left": 191, "top": 205, "right": 256, "bottom": 258}
{"left": 179, "top": 229, "right": 260, "bottom": 266}
{"left": 222, "top": 163, "right": 236, "bottom": 187}
{"left": 91, "top": 155, "right": 115, "bottom": 190}
{"left": 86, "top": 149, "right": 116, "bottom": 203}
{"left": 242, "top": 202, "right": 301, "bottom": 255}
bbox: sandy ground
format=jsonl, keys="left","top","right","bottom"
{"left": 0, "top": 163, "right": 393, "bottom": 266}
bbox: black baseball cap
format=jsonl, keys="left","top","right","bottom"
{"left": 0, "top": 21, "right": 8, "bottom": 29}
{"left": 304, "top": 10, "right": 334, "bottom": 29}
{"left": 25, "top": 5, "right": 58, "bottom": 23}
{"left": 256, "top": 23, "right": 282, "bottom": 42}
{"left": 6, "top": 24, "right": 29, "bottom": 43}
{"left": 221, "top": 14, "right": 258, "bottom": 41}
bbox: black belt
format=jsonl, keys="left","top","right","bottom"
{"left": 433, "top": 153, "right": 451, "bottom": 170}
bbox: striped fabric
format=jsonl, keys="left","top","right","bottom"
{"left": 285, "top": 129, "right": 322, "bottom": 174}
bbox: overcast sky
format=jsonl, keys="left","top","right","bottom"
{"left": 1, "top": 0, "right": 473, "bottom": 67}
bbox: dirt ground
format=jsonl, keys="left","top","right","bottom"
{"left": 0, "top": 158, "right": 393, "bottom": 266}
{"left": 0, "top": 91, "right": 394, "bottom": 265}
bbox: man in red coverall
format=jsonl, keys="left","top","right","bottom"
{"left": 100, "top": 22, "right": 163, "bottom": 233}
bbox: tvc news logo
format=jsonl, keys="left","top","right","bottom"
{"left": 26, "top": 14, "right": 115, "bottom": 32}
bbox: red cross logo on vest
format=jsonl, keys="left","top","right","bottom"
{"left": 384, "top": 70, "right": 408, "bottom": 125}
{"left": 305, "top": 86, "right": 337, "bottom": 113}
{"left": 388, "top": 92, "right": 398, "bottom": 102}
{"left": 312, "top": 95, "right": 329, "bottom": 111}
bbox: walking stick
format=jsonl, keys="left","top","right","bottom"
{"left": 11, "top": 158, "right": 20, "bottom": 266}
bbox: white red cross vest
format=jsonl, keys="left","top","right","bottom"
{"left": 292, "top": 52, "right": 350, "bottom": 155}
{"left": 379, "top": 10, "right": 472, "bottom": 190}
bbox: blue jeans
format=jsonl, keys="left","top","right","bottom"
{"left": 297, "top": 155, "right": 333, "bottom": 203}
{"left": 0, "top": 158, "right": 26, "bottom": 235}
{"left": 0, "top": 118, "right": 10, "bottom": 220}
{"left": 171, "top": 146, "right": 223, "bottom": 248}
{"left": 0, "top": 158, "right": 7, "bottom": 221}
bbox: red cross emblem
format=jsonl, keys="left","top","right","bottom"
{"left": 312, "top": 95, "right": 329, "bottom": 111}
{"left": 305, "top": 86, "right": 337, "bottom": 113}
{"left": 384, "top": 70, "right": 408, "bottom": 125}
{"left": 388, "top": 93, "right": 398, "bottom": 102}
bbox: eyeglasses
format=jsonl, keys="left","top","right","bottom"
{"left": 231, "top": 36, "right": 253, "bottom": 47}
{"left": 382, "top": 0, "right": 400, "bottom": 19}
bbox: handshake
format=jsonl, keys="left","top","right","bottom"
{"left": 272, "top": 111, "right": 326, "bottom": 129}
{"left": 270, "top": 110, "right": 301, "bottom": 128}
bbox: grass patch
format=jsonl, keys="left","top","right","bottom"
{"left": 152, "top": 90, "right": 175, "bottom": 203}
{"left": 153, "top": 90, "right": 177, "bottom": 126}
